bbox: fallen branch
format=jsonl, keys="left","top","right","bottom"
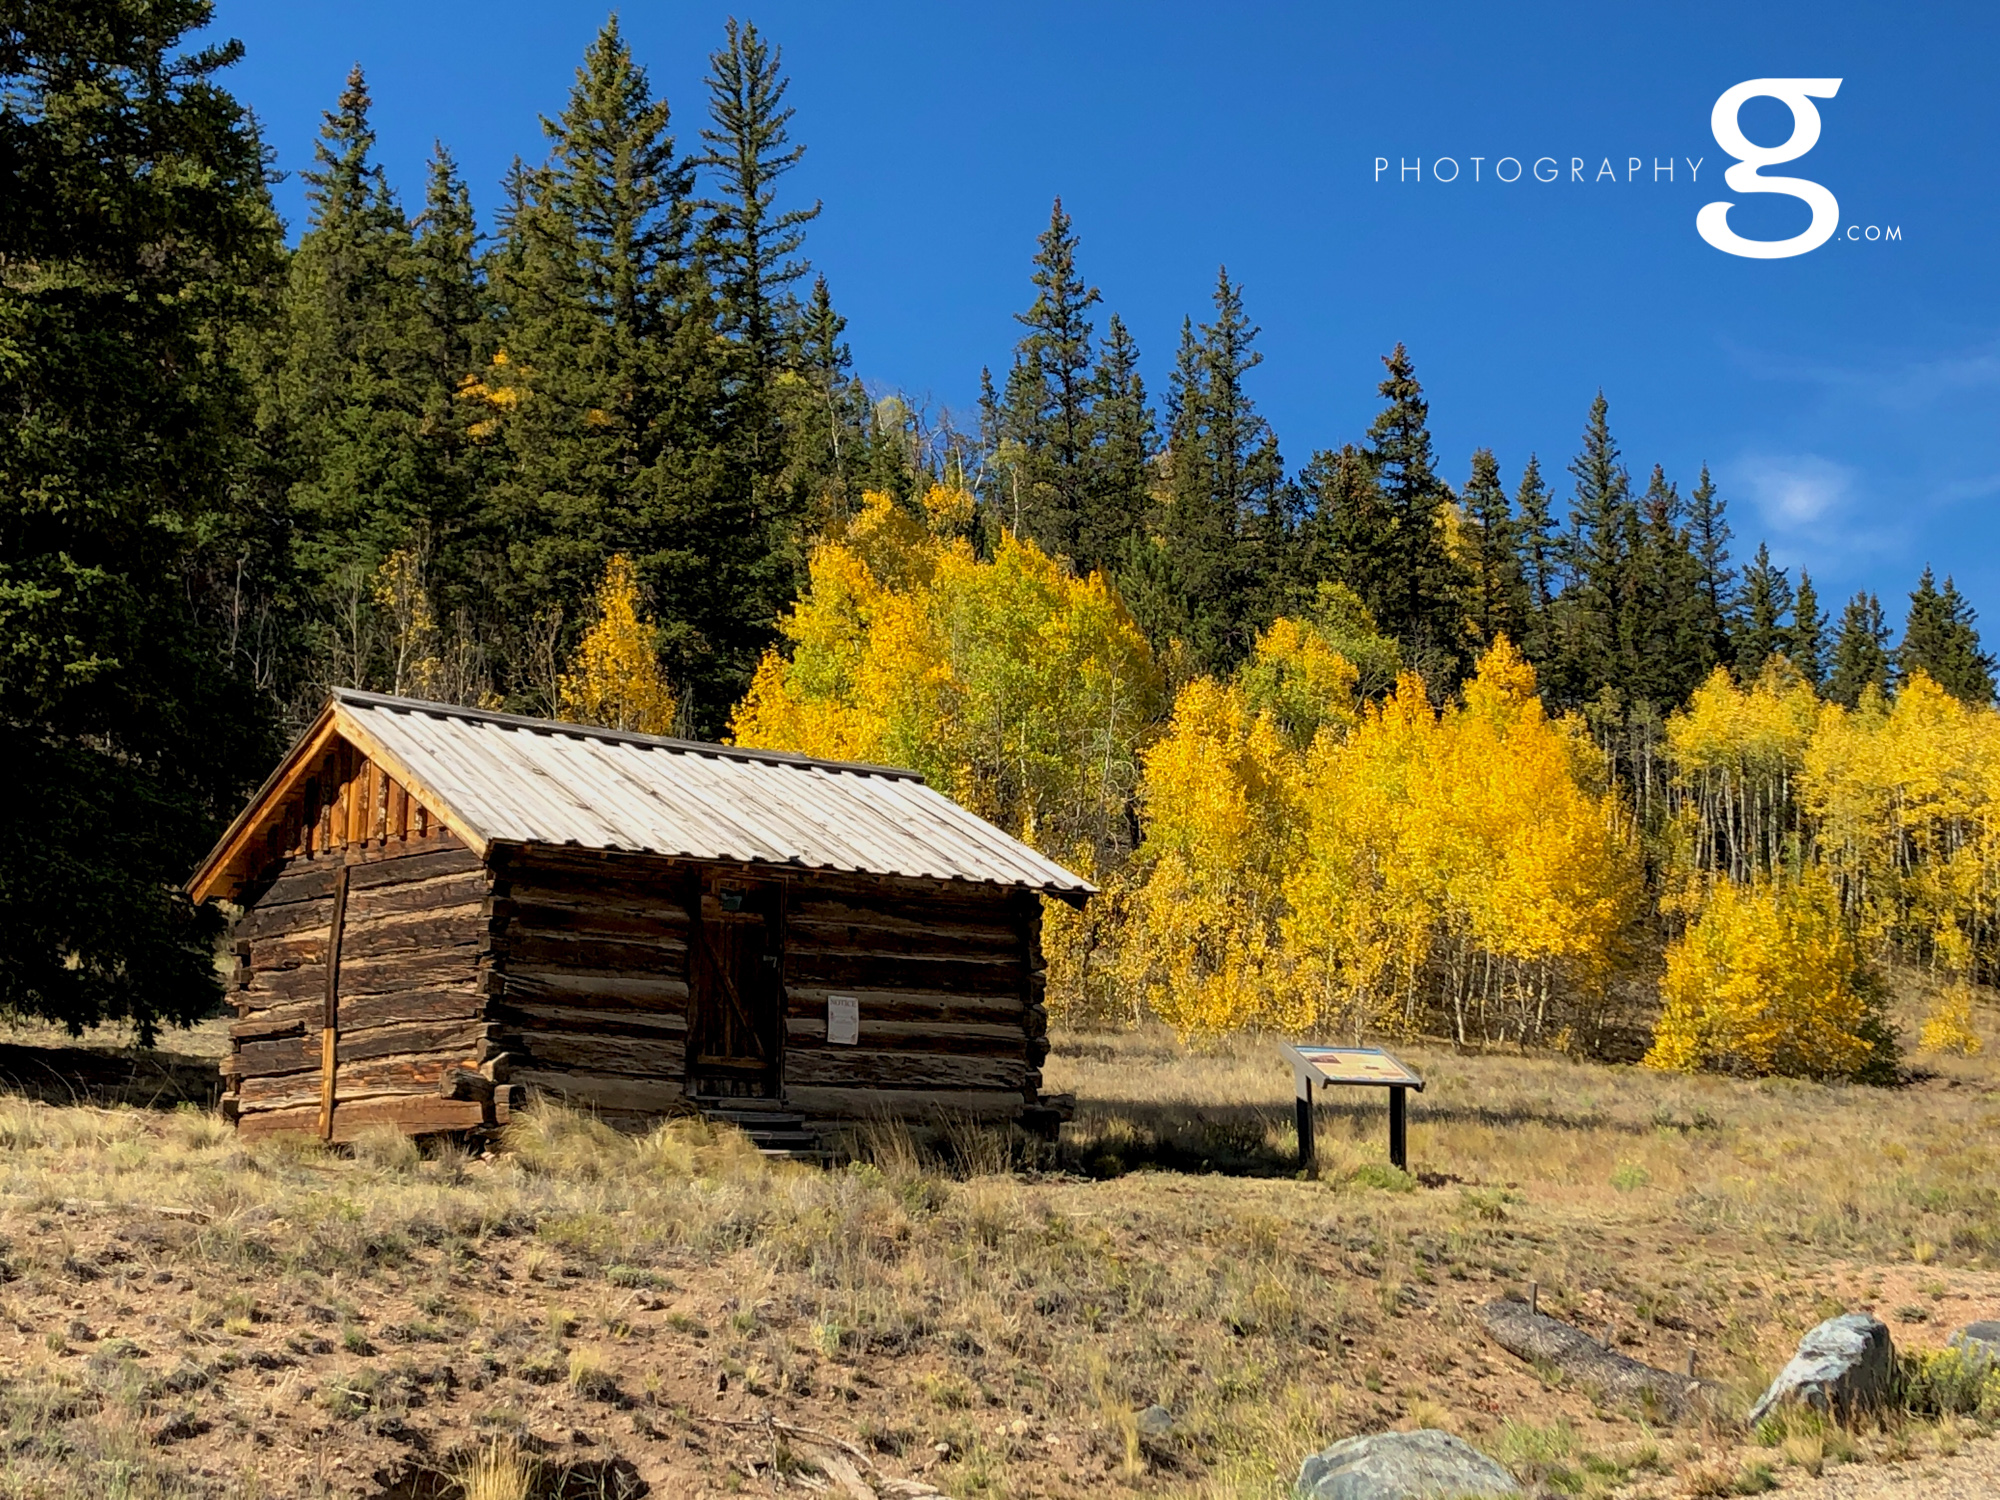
{"left": 1477, "top": 1297, "right": 1719, "bottom": 1421}
{"left": 691, "top": 1414, "right": 882, "bottom": 1474}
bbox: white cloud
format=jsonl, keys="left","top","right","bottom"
{"left": 1732, "top": 453, "right": 1855, "bottom": 528}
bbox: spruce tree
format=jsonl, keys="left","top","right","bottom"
{"left": 1899, "top": 568, "right": 1997, "bottom": 704}
{"left": 1462, "top": 448, "right": 1525, "bottom": 649}
{"left": 1512, "top": 454, "right": 1561, "bottom": 670}
{"left": 275, "top": 63, "right": 429, "bottom": 686}
{"left": 1826, "top": 591, "right": 1892, "bottom": 707}
{"left": 1365, "top": 345, "right": 1464, "bottom": 673}
{"left": 1789, "top": 570, "right": 1827, "bottom": 689}
{"left": 993, "top": 199, "right": 1101, "bottom": 564}
{"left": 1554, "top": 391, "right": 1634, "bottom": 703}
{"left": 698, "top": 17, "right": 819, "bottom": 374}
{"left": 1297, "top": 443, "right": 1386, "bottom": 624}
{"left": 1, "top": 0, "right": 283, "bottom": 1033}
{"left": 1155, "top": 272, "right": 1283, "bottom": 673}
{"left": 1086, "top": 312, "right": 1156, "bottom": 579}
{"left": 1734, "top": 543, "right": 1794, "bottom": 677}
{"left": 1629, "top": 464, "right": 1711, "bottom": 707}
{"left": 489, "top": 16, "right": 764, "bottom": 731}
{"left": 779, "top": 273, "right": 869, "bottom": 522}
{"left": 1687, "top": 462, "right": 1735, "bottom": 644}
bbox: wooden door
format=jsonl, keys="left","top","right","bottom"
{"left": 687, "top": 873, "right": 784, "bottom": 1099}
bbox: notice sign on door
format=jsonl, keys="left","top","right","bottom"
{"left": 826, "top": 993, "right": 860, "bottom": 1046}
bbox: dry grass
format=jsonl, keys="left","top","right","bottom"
{"left": 0, "top": 994, "right": 1991, "bottom": 1497}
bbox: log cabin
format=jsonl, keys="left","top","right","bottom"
{"left": 187, "top": 689, "right": 1093, "bottom": 1149}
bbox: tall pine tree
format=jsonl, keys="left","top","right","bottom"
{"left": 1151, "top": 271, "right": 1284, "bottom": 673}
{"left": 1826, "top": 591, "right": 1892, "bottom": 707}
{"left": 1461, "top": 448, "right": 1525, "bottom": 649}
{"left": 1789, "top": 570, "right": 1826, "bottom": 688}
{"left": 698, "top": 18, "right": 818, "bottom": 373}
{"left": 1687, "top": 462, "right": 1735, "bottom": 660}
{"left": 1364, "top": 345, "right": 1463, "bottom": 674}
{"left": 1513, "top": 454, "right": 1561, "bottom": 670}
{"left": 1552, "top": 391, "right": 1634, "bottom": 704}
{"left": 1899, "top": 567, "right": 1997, "bottom": 704}
{"left": 1, "top": 0, "right": 283, "bottom": 1033}
{"left": 1734, "top": 543, "right": 1794, "bottom": 677}
{"left": 484, "top": 16, "right": 763, "bottom": 731}
{"left": 992, "top": 199, "right": 1101, "bottom": 565}
{"left": 1086, "top": 312, "right": 1157, "bottom": 579}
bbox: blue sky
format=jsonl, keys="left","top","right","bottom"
{"left": 213, "top": 1, "right": 2000, "bottom": 629}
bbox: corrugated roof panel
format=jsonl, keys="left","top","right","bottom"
{"left": 327, "top": 690, "right": 1094, "bottom": 897}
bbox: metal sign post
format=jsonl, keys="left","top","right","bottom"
{"left": 1281, "top": 1044, "right": 1425, "bottom": 1173}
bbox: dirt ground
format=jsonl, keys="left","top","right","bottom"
{"left": 0, "top": 1006, "right": 1994, "bottom": 1499}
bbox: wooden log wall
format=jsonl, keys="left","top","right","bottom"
{"left": 484, "top": 850, "right": 1043, "bottom": 1128}
{"left": 484, "top": 847, "right": 694, "bottom": 1131}
{"left": 781, "top": 870, "right": 1037, "bottom": 1123}
{"left": 224, "top": 738, "right": 493, "bottom": 1142}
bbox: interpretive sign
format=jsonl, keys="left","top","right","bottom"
{"left": 1280, "top": 1043, "right": 1425, "bottom": 1173}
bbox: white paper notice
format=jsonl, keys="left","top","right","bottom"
{"left": 826, "top": 993, "right": 860, "bottom": 1046}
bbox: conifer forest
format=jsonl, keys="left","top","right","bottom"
{"left": 7, "top": 2, "right": 1999, "bottom": 1081}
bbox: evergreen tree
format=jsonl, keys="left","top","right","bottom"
{"left": 779, "top": 273, "right": 869, "bottom": 523}
{"left": 1826, "top": 591, "right": 1892, "bottom": 708}
{"left": 1364, "top": 344, "right": 1463, "bottom": 672}
{"left": 485, "top": 16, "right": 763, "bottom": 731}
{"left": 1154, "top": 271, "right": 1284, "bottom": 673}
{"left": 274, "top": 63, "right": 430, "bottom": 688}
{"left": 1629, "top": 464, "right": 1712, "bottom": 707}
{"left": 1734, "top": 543, "right": 1794, "bottom": 677}
{"left": 1553, "top": 391, "right": 1634, "bottom": 703}
{"left": 1899, "top": 567, "right": 1997, "bottom": 704}
{"left": 1789, "top": 570, "right": 1827, "bottom": 689}
{"left": 1462, "top": 448, "right": 1525, "bottom": 649}
{"left": 1687, "top": 462, "right": 1735, "bottom": 657}
{"left": 1512, "top": 454, "right": 1561, "bottom": 669}
{"left": 992, "top": 199, "right": 1101, "bottom": 564}
{"left": 698, "top": 17, "right": 818, "bottom": 374}
{"left": 406, "top": 143, "right": 493, "bottom": 662}
{"left": 1, "top": 0, "right": 283, "bottom": 1033}
{"left": 1297, "top": 442, "right": 1386, "bottom": 624}
{"left": 1086, "top": 312, "right": 1156, "bottom": 579}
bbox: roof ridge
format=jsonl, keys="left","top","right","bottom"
{"left": 329, "top": 688, "right": 926, "bottom": 783}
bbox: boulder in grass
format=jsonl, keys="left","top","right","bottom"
{"left": 1948, "top": 1320, "right": 2000, "bottom": 1375}
{"left": 1295, "top": 1429, "right": 1521, "bottom": 1500}
{"left": 1747, "top": 1312, "right": 1895, "bottom": 1427}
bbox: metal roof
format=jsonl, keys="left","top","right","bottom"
{"left": 322, "top": 689, "right": 1094, "bottom": 897}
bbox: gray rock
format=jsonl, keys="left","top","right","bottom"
{"left": 1948, "top": 1320, "right": 2000, "bottom": 1373}
{"left": 1747, "top": 1312, "right": 1895, "bottom": 1426}
{"left": 1295, "top": 1429, "right": 1520, "bottom": 1500}
{"left": 1134, "top": 1404, "right": 1174, "bottom": 1440}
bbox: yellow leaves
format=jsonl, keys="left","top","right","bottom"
{"left": 730, "top": 488, "right": 1164, "bottom": 871}
{"left": 1667, "top": 658, "right": 1819, "bottom": 780}
{"left": 1283, "top": 640, "right": 1640, "bottom": 1040}
{"left": 1918, "top": 982, "right": 1984, "bottom": 1057}
{"left": 1120, "top": 634, "right": 1640, "bottom": 1044}
{"left": 373, "top": 548, "right": 444, "bottom": 700}
{"left": 1644, "top": 871, "right": 1888, "bottom": 1081}
{"left": 556, "top": 554, "right": 677, "bottom": 735}
{"left": 457, "top": 350, "right": 524, "bottom": 440}
{"left": 1800, "top": 670, "right": 2000, "bottom": 966}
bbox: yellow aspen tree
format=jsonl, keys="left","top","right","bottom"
{"left": 556, "top": 554, "right": 678, "bottom": 734}
{"left": 1644, "top": 871, "right": 1893, "bottom": 1080}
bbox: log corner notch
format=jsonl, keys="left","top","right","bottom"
{"left": 438, "top": 1067, "right": 527, "bottom": 1130}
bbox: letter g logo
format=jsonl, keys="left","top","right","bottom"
{"left": 1697, "top": 78, "right": 1843, "bottom": 259}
